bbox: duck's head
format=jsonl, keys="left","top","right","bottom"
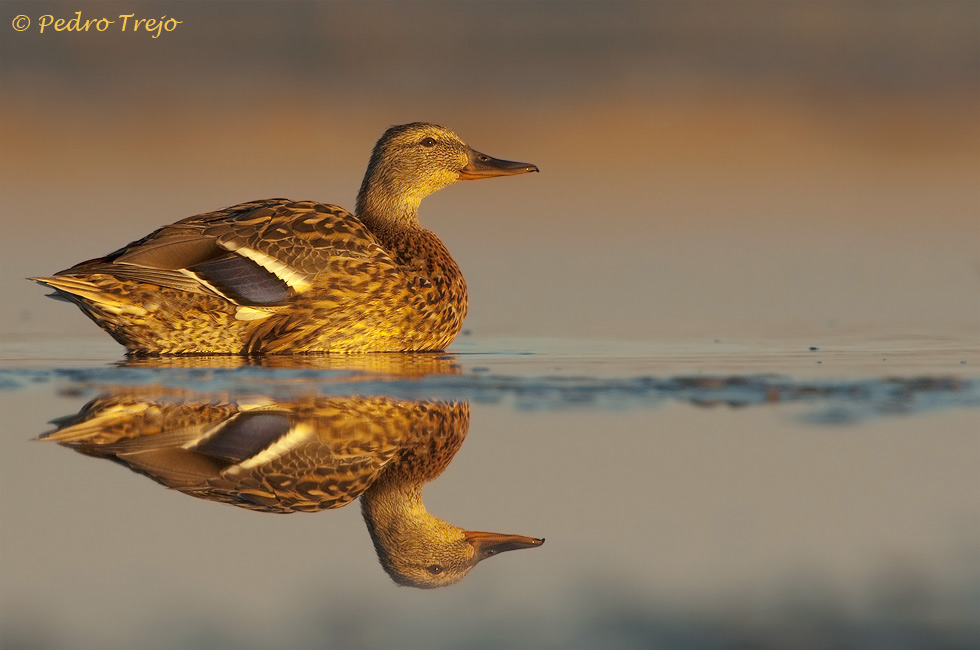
{"left": 356, "top": 122, "right": 538, "bottom": 224}
{"left": 367, "top": 514, "right": 544, "bottom": 589}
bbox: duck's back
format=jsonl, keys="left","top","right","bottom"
{"left": 34, "top": 199, "right": 467, "bottom": 354}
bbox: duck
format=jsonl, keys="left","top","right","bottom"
{"left": 31, "top": 123, "right": 538, "bottom": 355}
{"left": 43, "top": 386, "right": 544, "bottom": 588}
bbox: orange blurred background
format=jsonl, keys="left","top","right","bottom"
{"left": 2, "top": 1, "right": 977, "bottom": 343}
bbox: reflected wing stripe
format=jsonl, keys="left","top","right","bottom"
{"left": 235, "top": 422, "right": 316, "bottom": 471}
{"left": 190, "top": 412, "right": 293, "bottom": 464}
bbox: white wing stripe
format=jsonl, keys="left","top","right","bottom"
{"left": 226, "top": 245, "right": 312, "bottom": 292}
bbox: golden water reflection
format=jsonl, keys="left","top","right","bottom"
{"left": 118, "top": 351, "right": 464, "bottom": 375}
{"left": 42, "top": 379, "right": 543, "bottom": 589}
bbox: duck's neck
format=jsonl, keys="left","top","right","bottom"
{"left": 356, "top": 180, "right": 461, "bottom": 281}
{"left": 360, "top": 477, "right": 440, "bottom": 558}
{"left": 356, "top": 170, "right": 426, "bottom": 242}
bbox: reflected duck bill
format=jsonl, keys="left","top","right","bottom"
{"left": 458, "top": 149, "right": 539, "bottom": 179}
{"left": 465, "top": 530, "right": 545, "bottom": 561}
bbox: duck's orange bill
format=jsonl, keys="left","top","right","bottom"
{"left": 464, "top": 530, "right": 545, "bottom": 561}
{"left": 458, "top": 148, "right": 539, "bottom": 180}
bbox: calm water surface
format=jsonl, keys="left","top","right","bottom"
{"left": 1, "top": 335, "right": 978, "bottom": 650}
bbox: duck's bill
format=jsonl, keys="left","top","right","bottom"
{"left": 459, "top": 149, "right": 539, "bottom": 180}
{"left": 464, "top": 530, "right": 545, "bottom": 562}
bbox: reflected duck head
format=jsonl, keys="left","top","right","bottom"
{"left": 356, "top": 122, "right": 538, "bottom": 225}
{"left": 368, "top": 517, "right": 545, "bottom": 589}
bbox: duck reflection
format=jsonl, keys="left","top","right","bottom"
{"left": 43, "top": 385, "right": 543, "bottom": 588}
{"left": 118, "top": 351, "right": 464, "bottom": 374}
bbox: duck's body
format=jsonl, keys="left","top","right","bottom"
{"left": 41, "top": 198, "right": 466, "bottom": 354}
{"left": 33, "top": 123, "right": 536, "bottom": 355}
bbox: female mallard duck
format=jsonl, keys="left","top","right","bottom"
{"left": 32, "top": 123, "right": 537, "bottom": 354}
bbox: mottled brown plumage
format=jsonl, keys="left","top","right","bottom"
{"left": 43, "top": 383, "right": 543, "bottom": 588}
{"left": 32, "top": 123, "right": 537, "bottom": 354}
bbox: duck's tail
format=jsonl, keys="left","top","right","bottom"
{"left": 42, "top": 398, "right": 152, "bottom": 444}
{"left": 29, "top": 275, "right": 145, "bottom": 316}
{"left": 29, "top": 274, "right": 250, "bottom": 354}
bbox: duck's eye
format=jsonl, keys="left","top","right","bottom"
{"left": 426, "top": 564, "right": 444, "bottom": 575}
{"left": 420, "top": 137, "right": 437, "bottom": 147}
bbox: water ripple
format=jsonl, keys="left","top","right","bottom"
{"left": 2, "top": 365, "right": 977, "bottom": 424}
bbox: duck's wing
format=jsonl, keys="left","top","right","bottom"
{"left": 123, "top": 407, "right": 401, "bottom": 513}
{"left": 57, "top": 199, "right": 394, "bottom": 309}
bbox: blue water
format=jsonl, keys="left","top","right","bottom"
{"left": 5, "top": 365, "right": 979, "bottom": 426}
